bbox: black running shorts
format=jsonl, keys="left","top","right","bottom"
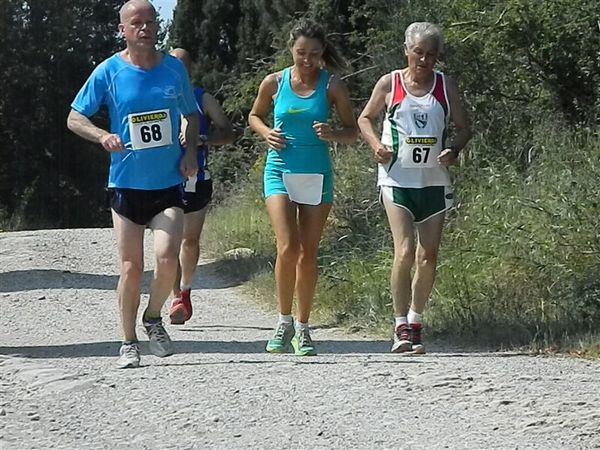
{"left": 108, "top": 185, "right": 184, "bottom": 225}
{"left": 182, "top": 179, "right": 213, "bottom": 214}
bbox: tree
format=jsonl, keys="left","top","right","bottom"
{"left": 170, "top": 0, "right": 241, "bottom": 93}
{"left": 4, "top": 0, "right": 598, "bottom": 228}
{"left": 0, "top": 0, "right": 122, "bottom": 228}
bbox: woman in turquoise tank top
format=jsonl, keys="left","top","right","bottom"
{"left": 249, "top": 19, "right": 357, "bottom": 356}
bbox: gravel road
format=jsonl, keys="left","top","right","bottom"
{"left": 1, "top": 229, "right": 598, "bottom": 449}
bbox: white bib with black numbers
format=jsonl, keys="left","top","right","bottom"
{"left": 398, "top": 136, "right": 441, "bottom": 169}
{"left": 128, "top": 109, "right": 173, "bottom": 150}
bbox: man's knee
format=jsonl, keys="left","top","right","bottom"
{"left": 394, "top": 243, "right": 415, "bottom": 267}
{"left": 120, "top": 260, "right": 144, "bottom": 282}
{"left": 155, "top": 247, "right": 179, "bottom": 267}
{"left": 416, "top": 247, "right": 438, "bottom": 267}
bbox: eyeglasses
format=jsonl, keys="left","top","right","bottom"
{"left": 126, "top": 20, "right": 157, "bottom": 30}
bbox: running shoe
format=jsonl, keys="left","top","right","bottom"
{"left": 143, "top": 317, "right": 174, "bottom": 357}
{"left": 116, "top": 342, "right": 140, "bottom": 369}
{"left": 291, "top": 327, "right": 317, "bottom": 356}
{"left": 391, "top": 323, "right": 412, "bottom": 353}
{"left": 170, "top": 289, "right": 192, "bottom": 325}
{"left": 265, "top": 322, "right": 294, "bottom": 353}
{"left": 410, "top": 323, "right": 426, "bottom": 354}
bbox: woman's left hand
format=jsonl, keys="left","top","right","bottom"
{"left": 313, "top": 121, "right": 335, "bottom": 141}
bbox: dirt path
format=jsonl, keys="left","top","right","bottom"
{"left": 1, "top": 229, "right": 598, "bottom": 449}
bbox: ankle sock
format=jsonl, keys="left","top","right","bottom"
{"left": 394, "top": 316, "right": 408, "bottom": 328}
{"left": 295, "top": 320, "right": 309, "bottom": 331}
{"left": 143, "top": 309, "right": 161, "bottom": 322}
{"left": 407, "top": 309, "right": 422, "bottom": 324}
{"left": 278, "top": 314, "right": 293, "bottom": 325}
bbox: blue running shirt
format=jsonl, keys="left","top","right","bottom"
{"left": 266, "top": 67, "right": 331, "bottom": 174}
{"left": 71, "top": 53, "right": 199, "bottom": 189}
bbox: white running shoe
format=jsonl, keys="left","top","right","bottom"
{"left": 391, "top": 323, "right": 412, "bottom": 353}
{"left": 143, "top": 318, "right": 174, "bottom": 357}
{"left": 116, "top": 342, "right": 140, "bottom": 369}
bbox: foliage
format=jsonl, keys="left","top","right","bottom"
{"left": 202, "top": 123, "right": 600, "bottom": 347}
{"left": 431, "top": 125, "right": 600, "bottom": 343}
{"left": 188, "top": 0, "right": 600, "bottom": 347}
{"left": 169, "top": 1, "right": 600, "bottom": 191}
{"left": 0, "top": 0, "right": 123, "bottom": 228}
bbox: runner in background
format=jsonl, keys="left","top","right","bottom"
{"left": 168, "top": 47, "right": 235, "bottom": 325}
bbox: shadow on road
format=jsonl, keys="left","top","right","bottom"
{"left": 0, "top": 258, "right": 264, "bottom": 293}
{"left": 0, "top": 269, "right": 119, "bottom": 292}
{"left": 0, "top": 340, "right": 527, "bottom": 359}
{"left": 0, "top": 339, "right": 398, "bottom": 358}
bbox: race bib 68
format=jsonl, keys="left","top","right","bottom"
{"left": 128, "top": 109, "right": 173, "bottom": 150}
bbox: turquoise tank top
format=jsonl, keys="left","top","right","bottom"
{"left": 265, "top": 67, "right": 331, "bottom": 173}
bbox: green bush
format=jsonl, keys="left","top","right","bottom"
{"left": 202, "top": 161, "right": 274, "bottom": 258}
{"left": 430, "top": 124, "right": 600, "bottom": 345}
{"left": 202, "top": 122, "right": 600, "bottom": 349}
{"left": 188, "top": 1, "right": 599, "bottom": 351}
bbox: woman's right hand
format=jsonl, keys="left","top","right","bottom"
{"left": 265, "top": 128, "right": 287, "bottom": 150}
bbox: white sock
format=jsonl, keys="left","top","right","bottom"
{"left": 278, "top": 314, "right": 293, "bottom": 325}
{"left": 407, "top": 309, "right": 422, "bottom": 324}
{"left": 394, "top": 316, "right": 408, "bottom": 328}
{"left": 295, "top": 320, "right": 309, "bottom": 330}
{"left": 180, "top": 284, "right": 191, "bottom": 292}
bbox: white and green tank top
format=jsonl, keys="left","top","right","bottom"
{"left": 379, "top": 69, "right": 451, "bottom": 188}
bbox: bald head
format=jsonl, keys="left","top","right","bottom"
{"left": 119, "top": 0, "right": 156, "bottom": 23}
{"left": 170, "top": 48, "right": 192, "bottom": 75}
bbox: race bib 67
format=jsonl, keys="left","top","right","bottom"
{"left": 399, "top": 136, "right": 440, "bottom": 168}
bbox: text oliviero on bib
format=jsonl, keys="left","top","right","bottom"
{"left": 128, "top": 109, "right": 173, "bottom": 150}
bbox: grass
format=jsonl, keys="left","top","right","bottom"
{"left": 199, "top": 124, "right": 600, "bottom": 357}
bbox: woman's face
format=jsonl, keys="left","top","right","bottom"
{"left": 291, "top": 36, "right": 324, "bottom": 73}
{"left": 404, "top": 36, "right": 439, "bottom": 75}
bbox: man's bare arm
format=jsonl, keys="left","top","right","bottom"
{"left": 67, "top": 109, "right": 124, "bottom": 152}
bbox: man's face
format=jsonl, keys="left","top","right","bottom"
{"left": 118, "top": 4, "right": 158, "bottom": 49}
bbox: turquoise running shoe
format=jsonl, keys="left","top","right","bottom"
{"left": 291, "top": 327, "right": 317, "bottom": 356}
{"left": 266, "top": 322, "right": 294, "bottom": 353}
